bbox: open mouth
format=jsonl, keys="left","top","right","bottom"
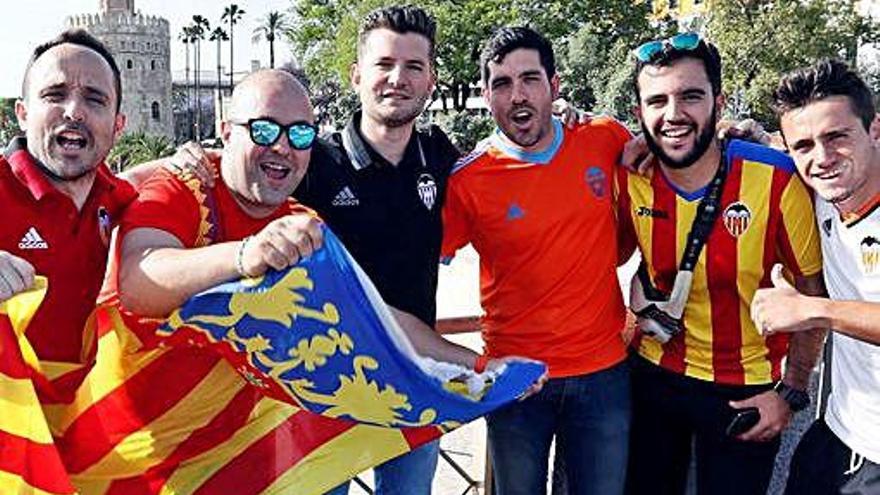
{"left": 511, "top": 108, "right": 534, "bottom": 126}
{"left": 259, "top": 161, "right": 292, "bottom": 180}
{"left": 55, "top": 130, "right": 88, "bottom": 150}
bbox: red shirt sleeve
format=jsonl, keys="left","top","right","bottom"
{"left": 120, "top": 168, "right": 201, "bottom": 247}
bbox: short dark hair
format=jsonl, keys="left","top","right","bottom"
{"left": 480, "top": 26, "right": 555, "bottom": 86}
{"left": 632, "top": 37, "right": 722, "bottom": 99}
{"left": 23, "top": 29, "right": 122, "bottom": 112}
{"left": 358, "top": 5, "right": 436, "bottom": 61}
{"left": 774, "top": 58, "right": 875, "bottom": 131}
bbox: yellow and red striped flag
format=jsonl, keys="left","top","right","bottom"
{"left": 1, "top": 230, "right": 544, "bottom": 494}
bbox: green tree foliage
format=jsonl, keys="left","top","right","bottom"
{"left": 0, "top": 98, "right": 19, "bottom": 144}
{"left": 253, "top": 10, "right": 295, "bottom": 68}
{"left": 426, "top": 110, "right": 494, "bottom": 152}
{"left": 221, "top": 4, "right": 246, "bottom": 91}
{"left": 287, "top": 0, "right": 879, "bottom": 134}
{"left": 290, "top": 0, "right": 520, "bottom": 113}
{"left": 705, "top": 0, "right": 879, "bottom": 127}
{"left": 289, "top": 0, "right": 659, "bottom": 123}
{"left": 107, "top": 132, "right": 176, "bottom": 173}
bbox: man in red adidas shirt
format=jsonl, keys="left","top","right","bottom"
{"left": 0, "top": 29, "right": 135, "bottom": 364}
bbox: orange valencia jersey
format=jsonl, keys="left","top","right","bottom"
{"left": 442, "top": 118, "right": 631, "bottom": 378}
{"left": 617, "top": 139, "right": 822, "bottom": 385}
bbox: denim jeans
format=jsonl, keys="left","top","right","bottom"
{"left": 487, "top": 360, "right": 631, "bottom": 495}
{"left": 324, "top": 439, "right": 440, "bottom": 495}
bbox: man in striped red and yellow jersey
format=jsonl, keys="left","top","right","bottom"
{"left": 618, "top": 35, "right": 827, "bottom": 494}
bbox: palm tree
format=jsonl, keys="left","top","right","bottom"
{"left": 252, "top": 10, "right": 293, "bottom": 69}
{"left": 178, "top": 26, "right": 197, "bottom": 140}
{"left": 108, "top": 132, "right": 176, "bottom": 173}
{"left": 221, "top": 4, "right": 245, "bottom": 93}
{"left": 209, "top": 26, "right": 229, "bottom": 120}
{"left": 189, "top": 15, "right": 211, "bottom": 140}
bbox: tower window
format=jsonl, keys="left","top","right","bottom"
{"left": 151, "top": 101, "right": 160, "bottom": 121}
{"left": 151, "top": 60, "right": 156, "bottom": 70}
{"left": 126, "top": 59, "right": 133, "bottom": 69}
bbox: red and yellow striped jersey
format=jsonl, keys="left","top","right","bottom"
{"left": 617, "top": 140, "right": 822, "bottom": 385}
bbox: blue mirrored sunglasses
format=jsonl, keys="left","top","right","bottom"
{"left": 233, "top": 118, "right": 318, "bottom": 150}
{"left": 633, "top": 32, "right": 702, "bottom": 62}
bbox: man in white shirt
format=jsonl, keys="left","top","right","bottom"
{"left": 751, "top": 58, "right": 880, "bottom": 494}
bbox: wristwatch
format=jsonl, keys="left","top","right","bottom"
{"left": 774, "top": 382, "right": 810, "bottom": 412}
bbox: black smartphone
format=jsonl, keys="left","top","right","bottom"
{"left": 725, "top": 407, "right": 760, "bottom": 437}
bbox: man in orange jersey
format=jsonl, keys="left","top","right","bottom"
{"left": 619, "top": 34, "right": 826, "bottom": 494}
{"left": 441, "top": 27, "right": 632, "bottom": 494}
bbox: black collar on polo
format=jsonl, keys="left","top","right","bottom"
{"left": 341, "top": 111, "right": 427, "bottom": 171}
{"left": 5, "top": 135, "right": 94, "bottom": 183}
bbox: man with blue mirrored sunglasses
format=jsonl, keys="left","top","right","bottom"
{"left": 229, "top": 117, "right": 318, "bottom": 151}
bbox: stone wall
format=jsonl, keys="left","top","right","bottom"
{"left": 67, "top": 11, "right": 173, "bottom": 138}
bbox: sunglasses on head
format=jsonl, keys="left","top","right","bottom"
{"left": 633, "top": 32, "right": 702, "bottom": 63}
{"left": 231, "top": 118, "right": 318, "bottom": 150}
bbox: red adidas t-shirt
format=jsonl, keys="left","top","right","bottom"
{"left": 0, "top": 139, "right": 136, "bottom": 363}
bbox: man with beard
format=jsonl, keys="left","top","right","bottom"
{"left": 618, "top": 34, "right": 826, "bottom": 494}
{"left": 0, "top": 29, "right": 135, "bottom": 363}
{"left": 749, "top": 59, "right": 880, "bottom": 495}
{"left": 441, "top": 27, "right": 633, "bottom": 494}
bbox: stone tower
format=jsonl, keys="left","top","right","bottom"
{"left": 67, "top": 1, "right": 173, "bottom": 138}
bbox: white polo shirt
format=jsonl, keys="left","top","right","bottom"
{"left": 817, "top": 197, "right": 880, "bottom": 463}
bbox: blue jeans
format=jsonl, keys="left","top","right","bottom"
{"left": 487, "top": 360, "right": 631, "bottom": 495}
{"left": 324, "top": 439, "right": 440, "bottom": 495}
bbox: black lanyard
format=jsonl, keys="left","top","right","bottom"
{"left": 679, "top": 148, "right": 728, "bottom": 271}
{"left": 638, "top": 147, "right": 728, "bottom": 298}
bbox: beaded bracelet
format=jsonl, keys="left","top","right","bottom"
{"left": 235, "top": 235, "right": 253, "bottom": 278}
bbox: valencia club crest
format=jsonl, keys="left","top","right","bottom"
{"left": 723, "top": 202, "right": 751, "bottom": 238}
{"left": 861, "top": 236, "right": 880, "bottom": 274}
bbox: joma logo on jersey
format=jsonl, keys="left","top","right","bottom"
{"left": 861, "top": 236, "right": 880, "bottom": 274}
{"left": 636, "top": 206, "right": 669, "bottom": 219}
{"left": 723, "top": 202, "right": 751, "bottom": 237}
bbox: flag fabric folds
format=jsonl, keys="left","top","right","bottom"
{"left": 0, "top": 229, "right": 545, "bottom": 494}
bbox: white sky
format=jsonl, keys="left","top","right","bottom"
{"left": 0, "top": 0, "right": 295, "bottom": 98}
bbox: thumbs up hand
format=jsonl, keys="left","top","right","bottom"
{"left": 770, "top": 264, "right": 795, "bottom": 290}
{"left": 750, "top": 264, "right": 815, "bottom": 336}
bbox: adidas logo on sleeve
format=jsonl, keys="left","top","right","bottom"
{"left": 331, "top": 186, "right": 360, "bottom": 207}
{"left": 18, "top": 227, "right": 49, "bottom": 249}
